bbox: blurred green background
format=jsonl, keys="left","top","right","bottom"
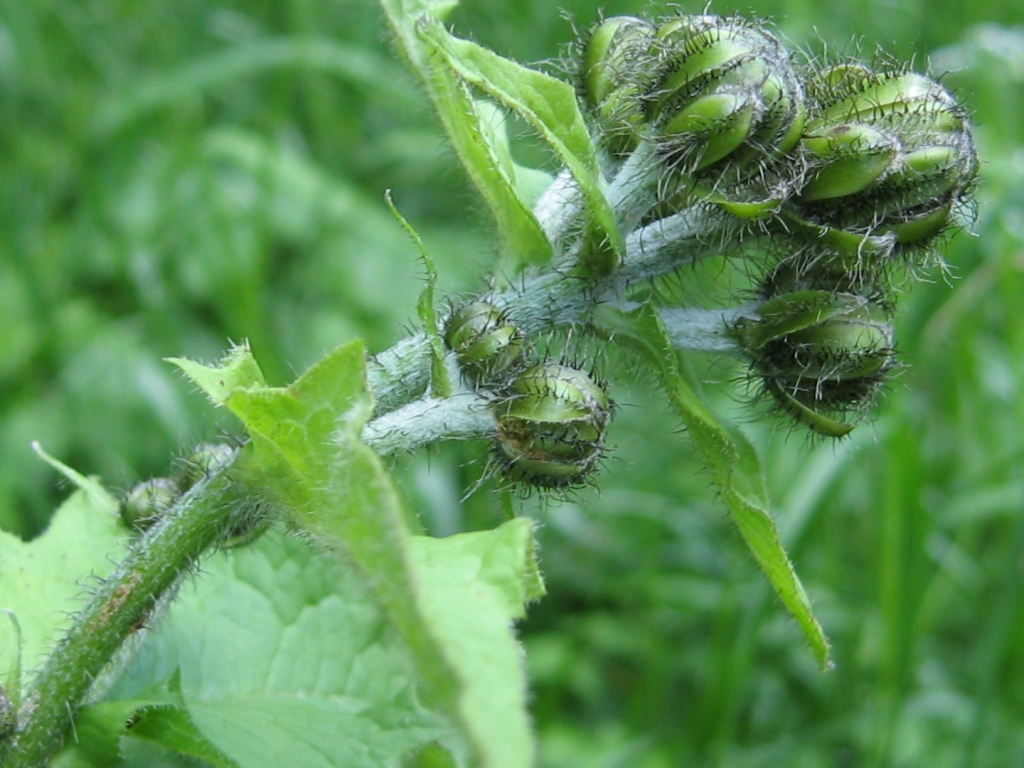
{"left": 2, "top": 0, "right": 1023, "bottom": 765}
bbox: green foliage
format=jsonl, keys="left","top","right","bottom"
{"left": 169, "top": 341, "right": 543, "bottom": 766}
{"left": 1, "top": 1, "right": 1022, "bottom": 767}
{"left": 0, "top": 449, "right": 124, "bottom": 685}
{"left": 595, "top": 304, "right": 830, "bottom": 667}
{"left": 416, "top": 18, "right": 623, "bottom": 272}
{"left": 380, "top": 0, "right": 553, "bottom": 273}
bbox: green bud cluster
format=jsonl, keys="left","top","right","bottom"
{"left": 577, "top": 13, "right": 976, "bottom": 259}
{"left": 442, "top": 301, "right": 614, "bottom": 491}
{"left": 570, "top": 12, "right": 977, "bottom": 438}
{"left": 580, "top": 14, "right": 805, "bottom": 182}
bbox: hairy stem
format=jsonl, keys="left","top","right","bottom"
{"left": 6, "top": 460, "right": 242, "bottom": 768}
{"left": 365, "top": 206, "right": 730, "bottom": 418}
{"left": 362, "top": 390, "right": 497, "bottom": 455}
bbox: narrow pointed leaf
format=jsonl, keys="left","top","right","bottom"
{"left": 418, "top": 19, "right": 623, "bottom": 272}
{"left": 596, "top": 304, "right": 832, "bottom": 669}
{"left": 379, "top": 0, "right": 552, "bottom": 270}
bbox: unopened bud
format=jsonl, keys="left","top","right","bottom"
{"left": 444, "top": 301, "right": 526, "bottom": 385}
{"left": 734, "top": 276, "right": 896, "bottom": 436}
{"left": 647, "top": 16, "right": 805, "bottom": 179}
{"left": 120, "top": 477, "right": 179, "bottom": 532}
{"left": 579, "top": 16, "right": 657, "bottom": 156}
{"left": 796, "top": 65, "right": 977, "bottom": 252}
{"left": 495, "top": 363, "right": 612, "bottom": 488}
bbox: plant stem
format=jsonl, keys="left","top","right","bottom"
{"left": 657, "top": 305, "right": 753, "bottom": 352}
{"left": 6, "top": 461, "right": 242, "bottom": 768}
{"left": 362, "top": 390, "right": 497, "bottom": 455}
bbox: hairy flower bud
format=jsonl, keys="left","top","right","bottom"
{"left": 646, "top": 15, "right": 806, "bottom": 178}
{"left": 733, "top": 273, "right": 896, "bottom": 436}
{"left": 795, "top": 64, "right": 977, "bottom": 252}
{"left": 444, "top": 301, "right": 526, "bottom": 384}
{"left": 120, "top": 477, "right": 179, "bottom": 531}
{"left": 494, "top": 362, "right": 612, "bottom": 488}
{"left": 177, "top": 442, "right": 235, "bottom": 493}
{"left": 579, "top": 16, "right": 657, "bottom": 157}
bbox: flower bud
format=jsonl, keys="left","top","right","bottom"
{"left": 444, "top": 301, "right": 526, "bottom": 385}
{"left": 495, "top": 362, "right": 612, "bottom": 488}
{"left": 579, "top": 16, "right": 657, "bottom": 156}
{"left": 120, "top": 477, "right": 179, "bottom": 531}
{"left": 646, "top": 15, "right": 805, "bottom": 178}
{"left": 734, "top": 276, "right": 896, "bottom": 437}
{"left": 795, "top": 64, "right": 977, "bottom": 252}
{"left": 177, "top": 442, "right": 235, "bottom": 493}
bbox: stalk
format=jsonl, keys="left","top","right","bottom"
{"left": 6, "top": 462, "right": 242, "bottom": 768}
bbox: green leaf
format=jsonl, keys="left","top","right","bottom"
{"left": 104, "top": 527, "right": 542, "bottom": 768}
{"left": 0, "top": 450, "right": 126, "bottom": 701}
{"left": 379, "top": 0, "right": 552, "bottom": 271}
{"left": 165, "top": 532, "right": 445, "bottom": 768}
{"left": 385, "top": 191, "right": 451, "bottom": 397}
{"left": 172, "top": 341, "right": 542, "bottom": 766}
{"left": 475, "top": 99, "right": 556, "bottom": 209}
{"left": 52, "top": 701, "right": 166, "bottom": 768}
{"left": 125, "top": 705, "right": 238, "bottom": 768}
{"left": 418, "top": 19, "right": 623, "bottom": 274}
{"left": 166, "top": 343, "right": 266, "bottom": 407}
{"left": 595, "top": 304, "right": 832, "bottom": 669}
{"left": 408, "top": 518, "right": 543, "bottom": 768}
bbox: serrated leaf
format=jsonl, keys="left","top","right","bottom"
{"left": 0, "top": 453, "right": 126, "bottom": 700}
{"left": 167, "top": 342, "right": 266, "bottom": 407}
{"left": 52, "top": 700, "right": 163, "bottom": 768}
{"left": 125, "top": 705, "right": 238, "bottom": 768}
{"left": 106, "top": 531, "right": 445, "bottom": 768}
{"left": 379, "top": 0, "right": 552, "bottom": 271}
{"left": 418, "top": 19, "right": 623, "bottom": 274}
{"left": 595, "top": 304, "right": 832, "bottom": 669}
{"left": 177, "top": 340, "right": 541, "bottom": 766}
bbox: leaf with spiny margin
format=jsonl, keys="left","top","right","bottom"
{"left": 122, "top": 705, "right": 238, "bottom": 767}
{"left": 166, "top": 342, "right": 265, "bottom": 407}
{"left": 594, "top": 304, "right": 832, "bottom": 670}
{"left": 379, "top": 0, "right": 552, "bottom": 272}
{"left": 170, "top": 341, "right": 543, "bottom": 766}
{"left": 417, "top": 18, "right": 623, "bottom": 275}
